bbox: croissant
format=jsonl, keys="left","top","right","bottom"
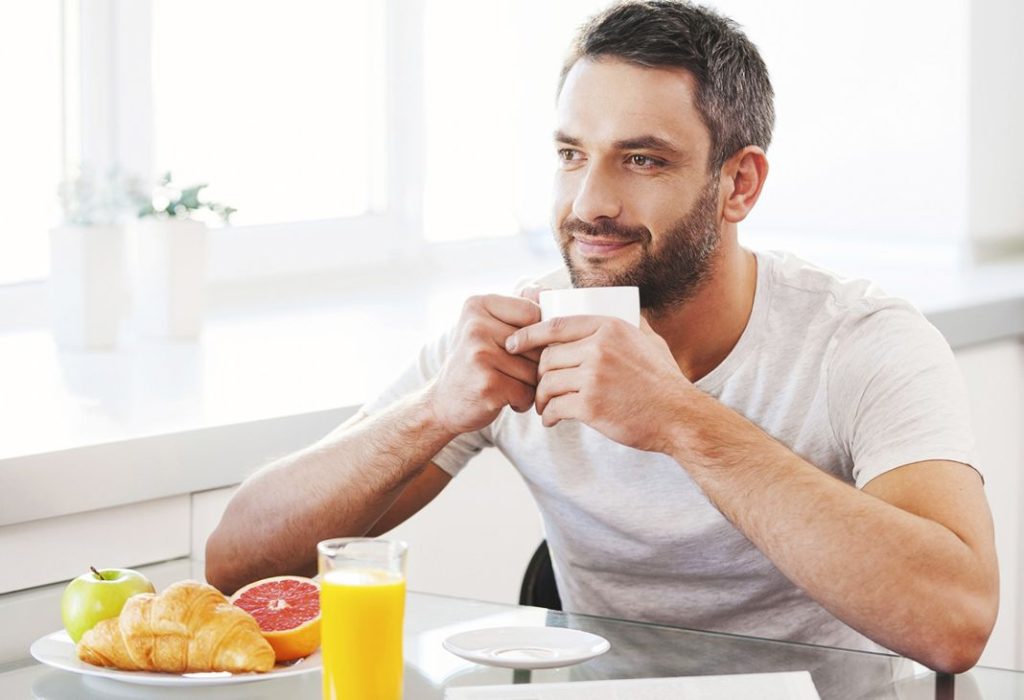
{"left": 77, "top": 580, "right": 276, "bottom": 673}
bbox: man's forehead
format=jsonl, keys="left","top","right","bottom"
{"left": 560, "top": 56, "right": 700, "bottom": 98}
{"left": 556, "top": 57, "right": 707, "bottom": 150}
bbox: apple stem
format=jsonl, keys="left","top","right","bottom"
{"left": 90, "top": 566, "right": 104, "bottom": 581}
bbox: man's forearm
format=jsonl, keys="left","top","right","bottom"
{"left": 206, "top": 385, "right": 456, "bottom": 593}
{"left": 666, "top": 391, "right": 997, "bottom": 672}
{"left": 207, "top": 292, "right": 543, "bottom": 594}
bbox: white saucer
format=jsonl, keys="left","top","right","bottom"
{"left": 442, "top": 626, "right": 610, "bottom": 670}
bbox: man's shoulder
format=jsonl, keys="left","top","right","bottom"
{"left": 759, "top": 249, "right": 918, "bottom": 322}
{"left": 757, "top": 250, "right": 951, "bottom": 375}
{"left": 755, "top": 249, "right": 947, "bottom": 371}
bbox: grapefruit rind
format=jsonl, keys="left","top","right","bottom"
{"left": 229, "top": 575, "right": 321, "bottom": 662}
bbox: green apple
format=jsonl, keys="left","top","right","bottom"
{"left": 61, "top": 566, "right": 155, "bottom": 643}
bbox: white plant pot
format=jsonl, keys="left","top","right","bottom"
{"left": 129, "top": 218, "right": 208, "bottom": 339}
{"left": 48, "top": 224, "right": 126, "bottom": 350}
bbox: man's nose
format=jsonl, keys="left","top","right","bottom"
{"left": 572, "top": 165, "right": 622, "bottom": 222}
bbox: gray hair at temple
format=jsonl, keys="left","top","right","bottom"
{"left": 559, "top": 0, "right": 775, "bottom": 173}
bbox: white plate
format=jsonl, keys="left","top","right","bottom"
{"left": 442, "top": 626, "right": 610, "bottom": 670}
{"left": 30, "top": 630, "right": 320, "bottom": 687}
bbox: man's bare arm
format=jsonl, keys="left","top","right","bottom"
{"left": 669, "top": 397, "right": 997, "bottom": 674}
{"left": 205, "top": 393, "right": 456, "bottom": 594}
{"left": 367, "top": 460, "right": 452, "bottom": 537}
{"left": 206, "top": 294, "right": 541, "bottom": 594}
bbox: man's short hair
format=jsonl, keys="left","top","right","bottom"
{"left": 560, "top": 0, "right": 775, "bottom": 172}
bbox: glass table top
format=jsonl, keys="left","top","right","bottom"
{"left": 3, "top": 589, "right": 1022, "bottom": 699}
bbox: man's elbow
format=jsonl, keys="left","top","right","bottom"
{"left": 204, "top": 527, "right": 244, "bottom": 595}
{"left": 924, "top": 635, "right": 987, "bottom": 675}
{"left": 919, "top": 599, "right": 997, "bottom": 674}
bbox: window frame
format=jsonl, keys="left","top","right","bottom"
{"left": 66, "top": 0, "right": 428, "bottom": 284}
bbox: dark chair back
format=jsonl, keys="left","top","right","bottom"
{"left": 518, "top": 540, "right": 562, "bottom": 610}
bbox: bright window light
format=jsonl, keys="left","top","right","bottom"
{"left": 422, "top": 0, "right": 611, "bottom": 243}
{"left": 150, "top": 0, "right": 386, "bottom": 226}
{"left": 0, "top": 2, "right": 62, "bottom": 283}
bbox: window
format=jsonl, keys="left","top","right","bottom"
{"left": 150, "top": 0, "right": 387, "bottom": 226}
{"left": 421, "top": 0, "right": 608, "bottom": 243}
{"left": 0, "top": 2, "right": 63, "bottom": 284}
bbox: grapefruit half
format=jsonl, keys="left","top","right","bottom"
{"left": 230, "top": 575, "right": 320, "bottom": 661}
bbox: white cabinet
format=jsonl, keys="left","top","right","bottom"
{"left": 0, "top": 557, "right": 195, "bottom": 666}
{"left": 955, "top": 339, "right": 1024, "bottom": 669}
{"left": 0, "top": 496, "right": 190, "bottom": 594}
{"left": 191, "top": 486, "right": 239, "bottom": 564}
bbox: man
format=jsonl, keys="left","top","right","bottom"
{"left": 206, "top": 1, "right": 997, "bottom": 673}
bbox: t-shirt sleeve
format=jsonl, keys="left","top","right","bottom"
{"left": 358, "top": 327, "right": 494, "bottom": 478}
{"left": 827, "top": 301, "right": 979, "bottom": 489}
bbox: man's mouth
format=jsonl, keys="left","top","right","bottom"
{"left": 573, "top": 236, "right": 639, "bottom": 257}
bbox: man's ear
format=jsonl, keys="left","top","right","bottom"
{"left": 719, "top": 146, "right": 769, "bottom": 224}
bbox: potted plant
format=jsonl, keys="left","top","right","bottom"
{"left": 49, "top": 169, "right": 136, "bottom": 349}
{"left": 128, "top": 172, "right": 235, "bottom": 339}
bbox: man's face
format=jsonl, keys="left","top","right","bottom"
{"left": 553, "top": 58, "right": 721, "bottom": 311}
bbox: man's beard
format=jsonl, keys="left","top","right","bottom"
{"left": 557, "top": 178, "right": 721, "bottom": 312}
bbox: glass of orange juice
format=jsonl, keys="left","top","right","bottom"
{"left": 317, "top": 538, "right": 408, "bottom": 700}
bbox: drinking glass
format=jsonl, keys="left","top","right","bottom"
{"left": 318, "top": 538, "right": 408, "bottom": 700}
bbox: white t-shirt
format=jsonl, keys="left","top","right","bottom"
{"left": 361, "top": 249, "right": 978, "bottom": 653}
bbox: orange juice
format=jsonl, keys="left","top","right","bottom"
{"left": 320, "top": 568, "right": 406, "bottom": 700}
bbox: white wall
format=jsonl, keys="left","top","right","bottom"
{"left": 957, "top": 340, "right": 1024, "bottom": 670}
{"left": 969, "top": 0, "right": 1024, "bottom": 246}
{"left": 720, "top": 0, "right": 969, "bottom": 244}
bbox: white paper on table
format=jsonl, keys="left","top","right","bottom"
{"left": 444, "top": 670, "right": 821, "bottom": 700}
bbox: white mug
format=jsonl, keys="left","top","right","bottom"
{"left": 539, "top": 286, "right": 640, "bottom": 327}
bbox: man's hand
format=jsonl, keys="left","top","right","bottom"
{"left": 505, "top": 315, "right": 690, "bottom": 453}
{"left": 426, "top": 295, "right": 542, "bottom": 436}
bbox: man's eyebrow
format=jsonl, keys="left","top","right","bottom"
{"left": 553, "top": 130, "right": 581, "bottom": 146}
{"left": 613, "top": 135, "right": 683, "bottom": 153}
{"left": 552, "top": 131, "right": 684, "bottom": 155}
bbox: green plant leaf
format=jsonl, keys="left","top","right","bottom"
{"left": 179, "top": 184, "right": 207, "bottom": 209}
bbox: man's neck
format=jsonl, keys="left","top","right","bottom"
{"left": 644, "top": 239, "right": 758, "bottom": 382}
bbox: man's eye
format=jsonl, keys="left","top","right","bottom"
{"left": 558, "top": 148, "right": 581, "bottom": 162}
{"left": 629, "top": 154, "right": 660, "bottom": 168}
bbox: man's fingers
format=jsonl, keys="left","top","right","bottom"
{"left": 467, "top": 294, "right": 541, "bottom": 328}
{"left": 481, "top": 318, "right": 542, "bottom": 363}
{"left": 540, "top": 392, "right": 582, "bottom": 428}
{"left": 464, "top": 311, "right": 541, "bottom": 362}
{"left": 535, "top": 367, "right": 583, "bottom": 415}
{"left": 494, "top": 352, "right": 539, "bottom": 387}
{"left": 505, "top": 315, "right": 604, "bottom": 354}
{"left": 538, "top": 340, "right": 586, "bottom": 376}
{"left": 521, "top": 348, "right": 543, "bottom": 363}
{"left": 505, "top": 380, "right": 537, "bottom": 413}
